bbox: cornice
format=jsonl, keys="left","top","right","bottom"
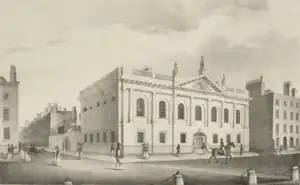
{"left": 122, "top": 78, "right": 250, "bottom": 102}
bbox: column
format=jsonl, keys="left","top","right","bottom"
{"left": 151, "top": 92, "right": 156, "bottom": 154}
{"left": 232, "top": 103, "right": 236, "bottom": 128}
{"left": 207, "top": 99, "right": 210, "bottom": 127}
{"left": 127, "top": 88, "right": 132, "bottom": 123}
{"left": 220, "top": 101, "right": 224, "bottom": 128}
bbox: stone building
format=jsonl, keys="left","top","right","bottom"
{"left": 20, "top": 103, "right": 75, "bottom": 147}
{"left": 0, "top": 65, "right": 19, "bottom": 152}
{"left": 247, "top": 77, "right": 300, "bottom": 153}
{"left": 80, "top": 57, "right": 250, "bottom": 156}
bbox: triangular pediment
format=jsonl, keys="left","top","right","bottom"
{"left": 177, "top": 75, "right": 224, "bottom": 93}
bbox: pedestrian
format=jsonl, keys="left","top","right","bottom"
{"left": 110, "top": 142, "right": 115, "bottom": 156}
{"left": 53, "top": 145, "right": 60, "bottom": 166}
{"left": 115, "top": 142, "right": 122, "bottom": 170}
{"left": 240, "top": 144, "right": 244, "bottom": 156}
{"left": 78, "top": 143, "right": 83, "bottom": 160}
{"left": 144, "top": 143, "right": 149, "bottom": 159}
{"left": 141, "top": 143, "right": 145, "bottom": 158}
{"left": 176, "top": 144, "right": 180, "bottom": 157}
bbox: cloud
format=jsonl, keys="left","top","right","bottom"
{"left": 0, "top": 0, "right": 299, "bottom": 125}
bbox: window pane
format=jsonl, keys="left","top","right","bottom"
{"left": 159, "top": 101, "right": 166, "bottom": 118}
{"left": 159, "top": 132, "right": 166, "bottom": 143}
{"left": 4, "top": 127, "right": 10, "bottom": 140}
{"left": 180, "top": 133, "right": 186, "bottom": 143}
{"left": 111, "top": 131, "right": 116, "bottom": 142}
{"left": 137, "top": 132, "right": 144, "bottom": 143}
{"left": 97, "top": 133, "right": 100, "bottom": 143}
{"left": 213, "top": 134, "right": 218, "bottom": 143}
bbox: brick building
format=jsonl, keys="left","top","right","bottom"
{"left": 247, "top": 77, "right": 300, "bottom": 153}
{"left": 20, "top": 103, "right": 75, "bottom": 148}
{"left": 80, "top": 57, "right": 250, "bottom": 156}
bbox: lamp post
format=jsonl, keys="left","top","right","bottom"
{"left": 172, "top": 62, "right": 178, "bottom": 155}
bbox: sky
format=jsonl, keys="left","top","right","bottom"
{"left": 0, "top": 0, "right": 300, "bottom": 127}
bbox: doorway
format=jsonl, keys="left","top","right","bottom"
{"left": 193, "top": 132, "right": 206, "bottom": 149}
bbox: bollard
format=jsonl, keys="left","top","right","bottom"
{"left": 64, "top": 180, "right": 73, "bottom": 185}
{"left": 174, "top": 170, "right": 184, "bottom": 185}
{"left": 291, "top": 166, "right": 299, "bottom": 181}
{"left": 248, "top": 169, "right": 257, "bottom": 185}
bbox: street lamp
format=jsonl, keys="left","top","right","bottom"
{"left": 172, "top": 62, "right": 178, "bottom": 155}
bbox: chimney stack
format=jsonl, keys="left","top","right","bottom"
{"left": 283, "top": 81, "right": 292, "bottom": 96}
{"left": 10, "top": 65, "right": 17, "bottom": 82}
{"left": 292, "top": 88, "right": 297, "bottom": 97}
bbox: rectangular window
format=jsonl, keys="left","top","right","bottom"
{"left": 111, "top": 131, "right": 116, "bottom": 143}
{"left": 237, "top": 134, "right": 241, "bottom": 144}
{"left": 297, "top": 126, "right": 299, "bottom": 133}
{"left": 137, "top": 131, "right": 144, "bottom": 143}
{"left": 290, "top": 125, "right": 294, "bottom": 133}
{"left": 297, "top": 113, "right": 299, "bottom": 121}
{"left": 3, "top": 108, "right": 9, "bottom": 121}
{"left": 96, "top": 133, "right": 100, "bottom": 143}
{"left": 276, "top": 110, "right": 280, "bottom": 119}
{"left": 291, "top": 112, "right": 294, "bottom": 120}
{"left": 290, "top": 102, "right": 293, "bottom": 108}
{"left": 3, "top": 93, "right": 9, "bottom": 100}
{"left": 226, "top": 134, "right": 231, "bottom": 143}
{"left": 3, "top": 127, "right": 10, "bottom": 140}
{"left": 213, "top": 134, "right": 218, "bottom": 144}
{"left": 159, "top": 132, "right": 166, "bottom": 143}
{"left": 90, "top": 134, "right": 94, "bottom": 142}
{"left": 84, "top": 134, "right": 88, "bottom": 142}
{"left": 180, "top": 133, "right": 187, "bottom": 143}
{"left": 284, "top": 124, "right": 287, "bottom": 133}
{"left": 284, "top": 101, "right": 287, "bottom": 107}
{"left": 276, "top": 138, "right": 280, "bottom": 147}
{"left": 275, "top": 99, "right": 280, "bottom": 105}
{"left": 276, "top": 124, "right": 279, "bottom": 134}
{"left": 284, "top": 111, "right": 287, "bottom": 120}
{"left": 103, "top": 132, "right": 107, "bottom": 143}
{"left": 297, "top": 103, "right": 299, "bottom": 108}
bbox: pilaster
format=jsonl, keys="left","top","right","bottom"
{"left": 206, "top": 99, "right": 210, "bottom": 127}
{"left": 232, "top": 103, "right": 236, "bottom": 128}
{"left": 220, "top": 101, "right": 224, "bottom": 128}
{"left": 127, "top": 88, "right": 132, "bottom": 123}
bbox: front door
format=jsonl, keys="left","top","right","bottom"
{"left": 194, "top": 136, "right": 205, "bottom": 149}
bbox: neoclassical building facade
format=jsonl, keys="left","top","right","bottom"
{"left": 80, "top": 59, "right": 250, "bottom": 155}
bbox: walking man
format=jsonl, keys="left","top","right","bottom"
{"left": 115, "top": 142, "right": 122, "bottom": 170}
{"left": 176, "top": 144, "right": 180, "bottom": 157}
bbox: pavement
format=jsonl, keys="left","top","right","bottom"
{"left": 61, "top": 150, "right": 259, "bottom": 163}
{"left": 1, "top": 151, "right": 295, "bottom": 184}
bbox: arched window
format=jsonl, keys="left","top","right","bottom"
{"left": 211, "top": 107, "right": 217, "bottom": 122}
{"left": 178, "top": 103, "right": 185, "bottom": 120}
{"left": 236, "top": 110, "right": 241, "bottom": 124}
{"left": 159, "top": 101, "right": 167, "bottom": 118}
{"left": 136, "top": 98, "right": 145, "bottom": 117}
{"left": 224, "top": 109, "right": 229, "bottom": 123}
{"left": 195, "top": 106, "right": 202, "bottom": 121}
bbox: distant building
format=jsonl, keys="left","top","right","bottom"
{"left": 49, "top": 107, "right": 82, "bottom": 152}
{"left": 0, "top": 65, "right": 19, "bottom": 152}
{"left": 246, "top": 77, "right": 300, "bottom": 153}
{"left": 80, "top": 57, "right": 250, "bottom": 156}
{"left": 20, "top": 103, "right": 75, "bottom": 147}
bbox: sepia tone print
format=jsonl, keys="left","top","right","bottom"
{"left": 1, "top": 0, "right": 300, "bottom": 185}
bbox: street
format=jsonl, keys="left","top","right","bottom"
{"left": 0, "top": 152, "right": 295, "bottom": 184}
